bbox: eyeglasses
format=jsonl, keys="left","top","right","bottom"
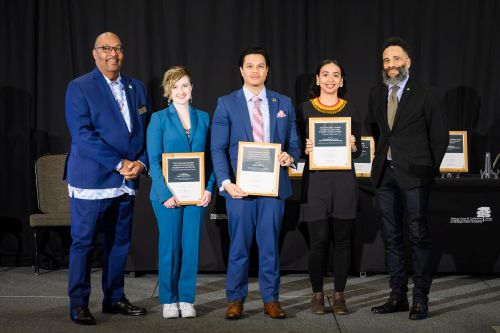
{"left": 95, "top": 46, "right": 124, "bottom": 54}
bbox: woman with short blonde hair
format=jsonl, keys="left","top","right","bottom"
{"left": 147, "top": 65, "right": 214, "bottom": 319}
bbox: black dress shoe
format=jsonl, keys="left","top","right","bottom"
{"left": 70, "top": 306, "right": 96, "bottom": 325}
{"left": 102, "top": 297, "right": 147, "bottom": 316}
{"left": 409, "top": 302, "right": 428, "bottom": 320}
{"left": 371, "top": 298, "right": 409, "bottom": 314}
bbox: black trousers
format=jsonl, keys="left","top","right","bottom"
{"left": 308, "top": 218, "right": 353, "bottom": 293}
{"left": 375, "top": 162, "right": 432, "bottom": 304}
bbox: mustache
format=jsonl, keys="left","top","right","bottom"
{"left": 382, "top": 65, "right": 409, "bottom": 86}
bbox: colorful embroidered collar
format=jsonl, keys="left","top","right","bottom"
{"left": 310, "top": 97, "right": 347, "bottom": 114}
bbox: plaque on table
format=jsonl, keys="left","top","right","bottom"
{"left": 162, "top": 152, "right": 205, "bottom": 205}
{"left": 440, "top": 131, "right": 468, "bottom": 173}
{"left": 288, "top": 159, "right": 306, "bottom": 177}
{"left": 309, "top": 117, "right": 351, "bottom": 170}
{"left": 236, "top": 142, "right": 281, "bottom": 196}
{"left": 354, "top": 136, "right": 375, "bottom": 177}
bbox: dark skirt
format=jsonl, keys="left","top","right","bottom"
{"left": 299, "top": 170, "right": 358, "bottom": 222}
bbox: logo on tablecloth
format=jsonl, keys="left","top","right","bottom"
{"left": 450, "top": 206, "right": 493, "bottom": 224}
{"left": 476, "top": 207, "right": 491, "bottom": 219}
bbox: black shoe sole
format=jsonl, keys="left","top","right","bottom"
{"left": 70, "top": 317, "right": 96, "bottom": 325}
{"left": 371, "top": 306, "right": 409, "bottom": 314}
{"left": 409, "top": 313, "right": 428, "bottom": 320}
{"left": 102, "top": 309, "right": 146, "bottom": 316}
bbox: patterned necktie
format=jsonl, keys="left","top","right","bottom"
{"left": 387, "top": 85, "right": 399, "bottom": 158}
{"left": 387, "top": 85, "right": 399, "bottom": 130}
{"left": 251, "top": 95, "right": 263, "bottom": 142}
{"left": 111, "top": 81, "right": 124, "bottom": 109}
{"left": 111, "top": 81, "right": 131, "bottom": 133}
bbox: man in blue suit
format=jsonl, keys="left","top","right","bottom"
{"left": 211, "top": 46, "right": 300, "bottom": 319}
{"left": 64, "top": 32, "right": 149, "bottom": 325}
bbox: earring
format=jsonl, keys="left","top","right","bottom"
{"left": 340, "top": 83, "right": 343, "bottom": 87}
{"left": 316, "top": 81, "right": 319, "bottom": 86}
{"left": 190, "top": 96, "right": 193, "bottom": 104}
{"left": 168, "top": 98, "right": 172, "bottom": 105}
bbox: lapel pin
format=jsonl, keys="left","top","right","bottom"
{"left": 272, "top": 98, "right": 277, "bottom": 102}
{"left": 406, "top": 87, "right": 410, "bottom": 91}
{"left": 128, "top": 84, "right": 133, "bottom": 89}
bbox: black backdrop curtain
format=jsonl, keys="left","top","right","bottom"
{"left": 1, "top": 0, "right": 499, "bottom": 263}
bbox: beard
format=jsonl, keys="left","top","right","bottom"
{"left": 382, "top": 65, "right": 409, "bottom": 86}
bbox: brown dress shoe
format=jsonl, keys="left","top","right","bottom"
{"left": 263, "top": 301, "right": 286, "bottom": 319}
{"left": 311, "top": 292, "right": 325, "bottom": 314}
{"left": 225, "top": 300, "right": 243, "bottom": 319}
{"left": 333, "top": 292, "right": 348, "bottom": 315}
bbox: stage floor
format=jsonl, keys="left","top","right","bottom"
{"left": 0, "top": 267, "right": 499, "bottom": 332}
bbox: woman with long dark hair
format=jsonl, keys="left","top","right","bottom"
{"left": 296, "top": 59, "right": 361, "bottom": 315}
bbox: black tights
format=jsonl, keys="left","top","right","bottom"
{"left": 308, "top": 218, "right": 353, "bottom": 293}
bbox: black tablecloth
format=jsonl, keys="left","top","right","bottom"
{"left": 126, "top": 175, "right": 500, "bottom": 273}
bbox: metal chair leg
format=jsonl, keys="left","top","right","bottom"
{"left": 33, "top": 229, "right": 39, "bottom": 275}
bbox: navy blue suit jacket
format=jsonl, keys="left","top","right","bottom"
{"left": 211, "top": 88, "right": 300, "bottom": 200}
{"left": 146, "top": 104, "right": 216, "bottom": 203}
{"left": 64, "top": 68, "right": 149, "bottom": 190}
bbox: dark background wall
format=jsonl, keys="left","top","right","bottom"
{"left": 1, "top": 0, "right": 499, "bottom": 264}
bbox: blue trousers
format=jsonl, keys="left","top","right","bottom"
{"left": 68, "top": 194, "right": 134, "bottom": 310}
{"left": 152, "top": 201, "right": 205, "bottom": 304}
{"left": 225, "top": 196, "right": 285, "bottom": 303}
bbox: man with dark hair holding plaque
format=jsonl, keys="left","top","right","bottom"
{"left": 211, "top": 46, "right": 300, "bottom": 319}
{"left": 369, "top": 37, "right": 449, "bottom": 320}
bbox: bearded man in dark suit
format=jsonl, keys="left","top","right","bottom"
{"left": 369, "top": 37, "right": 449, "bottom": 320}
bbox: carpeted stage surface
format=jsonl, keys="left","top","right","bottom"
{"left": 0, "top": 267, "right": 499, "bottom": 332}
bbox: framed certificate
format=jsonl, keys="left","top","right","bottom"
{"left": 309, "top": 117, "right": 351, "bottom": 170}
{"left": 162, "top": 152, "right": 205, "bottom": 205}
{"left": 440, "top": 131, "right": 468, "bottom": 173}
{"left": 354, "top": 136, "right": 375, "bottom": 177}
{"left": 288, "top": 159, "right": 306, "bottom": 177}
{"left": 236, "top": 142, "right": 281, "bottom": 196}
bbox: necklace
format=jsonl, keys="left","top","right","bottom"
{"left": 310, "top": 97, "right": 347, "bottom": 114}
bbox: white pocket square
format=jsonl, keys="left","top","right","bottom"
{"left": 277, "top": 110, "right": 287, "bottom": 118}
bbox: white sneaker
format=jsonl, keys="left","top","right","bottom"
{"left": 179, "top": 302, "right": 196, "bottom": 318}
{"left": 162, "top": 303, "right": 179, "bottom": 318}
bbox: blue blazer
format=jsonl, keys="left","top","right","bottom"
{"left": 64, "top": 68, "right": 149, "bottom": 190}
{"left": 147, "top": 104, "right": 215, "bottom": 203}
{"left": 210, "top": 88, "right": 300, "bottom": 200}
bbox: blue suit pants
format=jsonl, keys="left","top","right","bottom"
{"left": 68, "top": 194, "right": 134, "bottom": 310}
{"left": 225, "top": 196, "right": 285, "bottom": 303}
{"left": 152, "top": 201, "right": 204, "bottom": 304}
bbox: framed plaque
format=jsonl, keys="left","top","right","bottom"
{"left": 236, "top": 142, "right": 281, "bottom": 196}
{"left": 354, "top": 136, "right": 375, "bottom": 177}
{"left": 162, "top": 152, "right": 205, "bottom": 205}
{"left": 440, "top": 131, "right": 468, "bottom": 173}
{"left": 309, "top": 117, "right": 352, "bottom": 170}
{"left": 288, "top": 159, "right": 306, "bottom": 177}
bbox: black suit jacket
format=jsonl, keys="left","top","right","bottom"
{"left": 369, "top": 77, "right": 449, "bottom": 190}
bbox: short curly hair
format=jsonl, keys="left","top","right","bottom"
{"left": 161, "top": 66, "right": 192, "bottom": 98}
